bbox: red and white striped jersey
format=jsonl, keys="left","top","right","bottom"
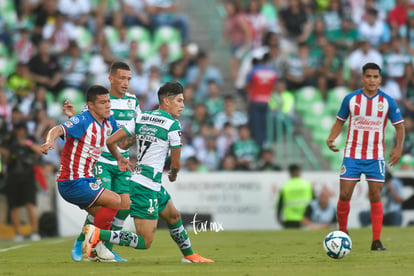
{"left": 337, "top": 89, "right": 404, "bottom": 159}
{"left": 57, "top": 111, "right": 118, "bottom": 181}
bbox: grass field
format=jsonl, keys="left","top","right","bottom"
{"left": 1, "top": 227, "right": 414, "bottom": 276}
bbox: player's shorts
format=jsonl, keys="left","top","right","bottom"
{"left": 94, "top": 161, "right": 131, "bottom": 194}
{"left": 58, "top": 177, "right": 105, "bottom": 209}
{"left": 340, "top": 157, "right": 386, "bottom": 182}
{"left": 129, "top": 182, "right": 171, "bottom": 220}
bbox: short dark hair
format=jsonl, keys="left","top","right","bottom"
{"left": 362, "top": 63, "right": 381, "bottom": 74}
{"left": 86, "top": 85, "right": 109, "bottom": 102}
{"left": 288, "top": 164, "right": 301, "bottom": 175}
{"left": 158, "top": 81, "right": 184, "bottom": 102}
{"left": 110, "top": 61, "right": 130, "bottom": 75}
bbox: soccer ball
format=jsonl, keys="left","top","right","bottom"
{"left": 323, "top": 230, "right": 352, "bottom": 259}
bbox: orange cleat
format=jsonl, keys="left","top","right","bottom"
{"left": 181, "top": 253, "right": 214, "bottom": 263}
{"left": 82, "top": 225, "right": 100, "bottom": 259}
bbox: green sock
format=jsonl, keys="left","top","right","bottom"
{"left": 105, "top": 209, "right": 130, "bottom": 251}
{"left": 99, "top": 229, "right": 146, "bottom": 249}
{"left": 168, "top": 219, "right": 194, "bottom": 256}
{"left": 77, "top": 214, "right": 94, "bottom": 242}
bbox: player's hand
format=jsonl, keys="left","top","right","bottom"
{"left": 388, "top": 147, "right": 403, "bottom": 167}
{"left": 326, "top": 138, "right": 339, "bottom": 152}
{"left": 40, "top": 142, "right": 54, "bottom": 154}
{"left": 168, "top": 170, "right": 177, "bottom": 182}
{"left": 118, "top": 157, "right": 133, "bottom": 172}
{"left": 63, "top": 100, "right": 76, "bottom": 118}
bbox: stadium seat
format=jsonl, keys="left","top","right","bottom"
{"left": 295, "top": 86, "right": 323, "bottom": 114}
{"left": 302, "top": 100, "right": 326, "bottom": 129}
{"left": 103, "top": 25, "right": 119, "bottom": 46}
{"left": 126, "top": 26, "right": 153, "bottom": 60}
{"left": 153, "top": 26, "right": 183, "bottom": 61}
{"left": 74, "top": 26, "right": 93, "bottom": 51}
{"left": 57, "top": 88, "right": 86, "bottom": 113}
{"left": 311, "top": 115, "right": 335, "bottom": 144}
{"left": 326, "top": 86, "right": 350, "bottom": 115}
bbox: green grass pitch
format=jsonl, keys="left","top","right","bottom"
{"left": 1, "top": 227, "right": 414, "bottom": 276}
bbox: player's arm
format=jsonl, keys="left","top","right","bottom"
{"left": 107, "top": 128, "right": 133, "bottom": 172}
{"left": 326, "top": 119, "right": 345, "bottom": 152}
{"left": 41, "top": 125, "right": 64, "bottom": 154}
{"left": 63, "top": 100, "right": 76, "bottom": 118}
{"left": 168, "top": 147, "right": 181, "bottom": 182}
{"left": 389, "top": 122, "right": 405, "bottom": 167}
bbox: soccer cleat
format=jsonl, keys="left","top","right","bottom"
{"left": 71, "top": 240, "right": 83, "bottom": 262}
{"left": 371, "top": 240, "right": 387, "bottom": 251}
{"left": 12, "top": 234, "right": 24, "bottom": 242}
{"left": 112, "top": 251, "right": 128, "bottom": 262}
{"left": 181, "top": 253, "right": 214, "bottom": 263}
{"left": 82, "top": 225, "right": 100, "bottom": 259}
{"left": 92, "top": 241, "right": 115, "bottom": 261}
{"left": 30, "top": 233, "right": 41, "bottom": 241}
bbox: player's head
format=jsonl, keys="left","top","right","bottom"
{"left": 86, "top": 85, "right": 111, "bottom": 119}
{"left": 109, "top": 61, "right": 131, "bottom": 97}
{"left": 361, "top": 63, "right": 382, "bottom": 94}
{"left": 158, "top": 81, "right": 184, "bottom": 118}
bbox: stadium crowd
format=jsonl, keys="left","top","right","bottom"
{"left": 1, "top": 0, "right": 414, "bottom": 239}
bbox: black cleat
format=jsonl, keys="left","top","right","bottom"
{"left": 371, "top": 240, "right": 387, "bottom": 251}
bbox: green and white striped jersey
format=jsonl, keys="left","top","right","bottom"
{"left": 99, "top": 92, "right": 141, "bottom": 165}
{"left": 123, "top": 109, "right": 182, "bottom": 191}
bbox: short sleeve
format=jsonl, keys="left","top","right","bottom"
{"left": 168, "top": 120, "right": 182, "bottom": 148}
{"left": 336, "top": 94, "right": 351, "bottom": 121}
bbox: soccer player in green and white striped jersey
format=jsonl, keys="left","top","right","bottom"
{"left": 82, "top": 81, "right": 214, "bottom": 263}
{"left": 66, "top": 61, "right": 140, "bottom": 262}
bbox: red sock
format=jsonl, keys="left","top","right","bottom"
{"left": 94, "top": 207, "right": 118, "bottom": 230}
{"left": 337, "top": 200, "right": 350, "bottom": 233}
{"left": 370, "top": 201, "right": 383, "bottom": 241}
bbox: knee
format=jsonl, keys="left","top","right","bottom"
{"left": 165, "top": 211, "right": 181, "bottom": 225}
{"left": 339, "top": 190, "right": 352, "bottom": 201}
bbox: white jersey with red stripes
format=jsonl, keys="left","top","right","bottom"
{"left": 337, "top": 88, "right": 404, "bottom": 159}
{"left": 57, "top": 110, "right": 119, "bottom": 181}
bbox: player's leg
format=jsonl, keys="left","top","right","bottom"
{"left": 158, "top": 188, "right": 214, "bottom": 263}
{"left": 366, "top": 159, "right": 387, "bottom": 250}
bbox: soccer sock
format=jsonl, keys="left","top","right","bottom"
{"left": 337, "top": 200, "right": 350, "bottom": 233}
{"left": 94, "top": 207, "right": 118, "bottom": 230}
{"left": 99, "top": 229, "right": 146, "bottom": 249}
{"left": 370, "top": 201, "right": 383, "bottom": 241}
{"left": 105, "top": 209, "right": 130, "bottom": 251}
{"left": 76, "top": 214, "right": 94, "bottom": 242}
{"left": 168, "top": 219, "right": 194, "bottom": 256}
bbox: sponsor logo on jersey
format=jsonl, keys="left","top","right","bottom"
{"left": 88, "top": 146, "right": 104, "bottom": 160}
{"left": 340, "top": 165, "right": 346, "bottom": 175}
{"left": 353, "top": 116, "right": 382, "bottom": 131}
{"left": 377, "top": 101, "right": 383, "bottom": 110}
{"left": 139, "top": 125, "right": 158, "bottom": 135}
{"left": 106, "top": 129, "right": 112, "bottom": 136}
{"left": 140, "top": 115, "right": 166, "bottom": 125}
{"left": 70, "top": 117, "right": 79, "bottom": 124}
{"left": 64, "top": 121, "right": 73, "bottom": 128}
{"left": 89, "top": 182, "right": 100, "bottom": 190}
{"left": 147, "top": 206, "right": 155, "bottom": 215}
{"left": 127, "top": 99, "right": 133, "bottom": 108}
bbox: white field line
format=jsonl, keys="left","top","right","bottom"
{"left": 0, "top": 244, "right": 30, "bottom": 252}
{"left": 0, "top": 237, "right": 71, "bottom": 252}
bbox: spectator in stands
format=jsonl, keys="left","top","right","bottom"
{"left": 358, "top": 8, "right": 391, "bottom": 48}
{"left": 59, "top": 41, "right": 89, "bottom": 91}
{"left": 93, "top": 0, "right": 123, "bottom": 31}
{"left": 278, "top": 0, "right": 312, "bottom": 44}
{"left": 276, "top": 164, "right": 314, "bottom": 228}
{"left": 145, "top": 43, "right": 171, "bottom": 77}
{"left": 130, "top": 57, "right": 149, "bottom": 97}
{"left": 180, "top": 84, "right": 195, "bottom": 121}
{"left": 0, "top": 89, "right": 12, "bottom": 141}
{"left": 28, "top": 40, "right": 65, "bottom": 97}
{"left": 110, "top": 25, "right": 131, "bottom": 60}
{"left": 214, "top": 94, "right": 248, "bottom": 131}
{"left": 388, "top": 0, "right": 414, "bottom": 33}
{"left": 163, "top": 59, "right": 187, "bottom": 86}
{"left": 223, "top": 0, "right": 252, "bottom": 82}
{"left": 229, "top": 124, "right": 260, "bottom": 170}
{"left": 204, "top": 80, "right": 224, "bottom": 118}
{"left": 321, "top": 0, "right": 343, "bottom": 34}
{"left": 347, "top": 39, "right": 383, "bottom": 90}
{"left": 184, "top": 156, "right": 208, "bottom": 172}
{"left": 246, "top": 53, "right": 277, "bottom": 147}
{"left": 186, "top": 51, "right": 223, "bottom": 102}
{"left": 380, "top": 73, "right": 403, "bottom": 105}
{"left": 198, "top": 134, "right": 220, "bottom": 171}
{"left": 57, "top": 0, "right": 91, "bottom": 27}
{"left": 359, "top": 171, "right": 404, "bottom": 227}
{"left": 316, "top": 42, "right": 344, "bottom": 100}
{"left": 216, "top": 122, "right": 238, "bottom": 160}
{"left": 32, "top": 0, "right": 59, "bottom": 44}
{"left": 268, "top": 79, "right": 295, "bottom": 123}
{"left": 42, "top": 11, "right": 76, "bottom": 54}
{"left": 122, "top": 0, "right": 150, "bottom": 27}
{"left": 190, "top": 104, "right": 213, "bottom": 137}
{"left": 256, "top": 148, "right": 281, "bottom": 171}
{"left": 146, "top": 0, "right": 190, "bottom": 44}
{"left": 13, "top": 26, "right": 35, "bottom": 64}
{"left": 401, "top": 11, "right": 414, "bottom": 55}
{"left": 6, "top": 62, "right": 34, "bottom": 104}
{"left": 245, "top": 0, "right": 268, "bottom": 49}
{"left": 219, "top": 153, "right": 237, "bottom": 171}
{"left": 326, "top": 16, "right": 358, "bottom": 58}
{"left": 301, "top": 186, "right": 337, "bottom": 229}
{"left": 4, "top": 121, "right": 43, "bottom": 242}
{"left": 283, "top": 42, "right": 315, "bottom": 91}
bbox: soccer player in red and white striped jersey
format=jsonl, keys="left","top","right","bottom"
{"left": 327, "top": 62, "right": 405, "bottom": 251}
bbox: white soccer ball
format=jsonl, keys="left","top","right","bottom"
{"left": 323, "top": 230, "right": 352, "bottom": 259}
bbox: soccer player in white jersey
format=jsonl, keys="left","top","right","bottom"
{"left": 41, "top": 85, "right": 122, "bottom": 261}
{"left": 327, "top": 63, "right": 405, "bottom": 251}
{"left": 82, "top": 81, "right": 214, "bottom": 263}
{"left": 66, "top": 62, "right": 141, "bottom": 262}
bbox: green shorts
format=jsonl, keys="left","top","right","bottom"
{"left": 94, "top": 161, "right": 131, "bottom": 194}
{"left": 129, "top": 182, "right": 171, "bottom": 220}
